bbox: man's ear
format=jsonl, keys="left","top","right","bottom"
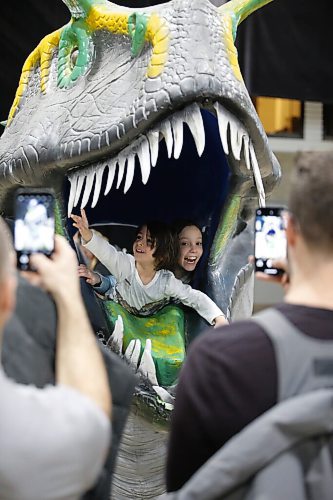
{"left": 0, "top": 276, "right": 17, "bottom": 326}
{"left": 285, "top": 213, "right": 298, "bottom": 248}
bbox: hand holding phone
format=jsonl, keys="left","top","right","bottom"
{"left": 255, "top": 207, "right": 287, "bottom": 276}
{"left": 14, "top": 189, "right": 55, "bottom": 271}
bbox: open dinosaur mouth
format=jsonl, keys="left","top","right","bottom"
{"left": 0, "top": 0, "right": 281, "bottom": 346}
{"left": 66, "top": 101, "right": 265, "bottom": 216}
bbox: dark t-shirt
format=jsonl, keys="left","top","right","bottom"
{"left": 166, "top": 303, "right": 333, "bottom": 492}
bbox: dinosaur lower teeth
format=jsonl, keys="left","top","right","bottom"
{"left": 67, "top": 102, "right": 266, "bottom": 215}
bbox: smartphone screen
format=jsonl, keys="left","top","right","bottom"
{"left": 14, "top": 190, "right": 55, "bottom": 270}
{"left": 255, "top": 207, "right": 287, "bottom": 275}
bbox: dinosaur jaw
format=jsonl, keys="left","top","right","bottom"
{"left": 66, "top": 101, "right": 272, "bottom": 216}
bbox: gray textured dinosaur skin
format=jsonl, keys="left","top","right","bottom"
{"left": 0, "top": 0, "right": 280, "bottom": 497}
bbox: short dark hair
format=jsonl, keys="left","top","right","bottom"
{"left": 290, "top": 152, "right": 333, "bottom": 252}
{"left": 136, "top": 221, "right": 177, "bottom": 271}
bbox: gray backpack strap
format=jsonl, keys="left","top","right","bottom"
{"left": 252, "top": 309, "right": 301, "bottom": 401}
{"left": 253, "top": 308, "right": 333, "bottom": 402}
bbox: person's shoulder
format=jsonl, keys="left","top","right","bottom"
{"left": 159, "top": 269, "right": 177, "bottom": 283}
{"left": 188, "top": 317, "right": 271, "bottom": 359}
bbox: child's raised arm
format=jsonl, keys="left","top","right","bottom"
{"left": 71, "top": 209, "right": 93, "bottom": 243}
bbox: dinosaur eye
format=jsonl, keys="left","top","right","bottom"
{"left": 58, "top": 25, "right": 92, "bottom": 89}
{"left": 70, "top": 48, "right": 79, "bottom": 70}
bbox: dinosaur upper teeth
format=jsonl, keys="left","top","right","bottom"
{"left": 67, "top": 102, "right": 265, "bottom": 216}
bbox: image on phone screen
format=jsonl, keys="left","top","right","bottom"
{"left": 255, "top": 208, "right": 287, "bottom": 275}
{"left": 14, "top": 192, "right": 55, "bottom": 269}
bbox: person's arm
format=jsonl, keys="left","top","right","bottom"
{"left": 71, "top": 209, "right": 132, "bottom": 281}
{"left": 166, "top": 274, "right": 228, "bottom": 326}
{"left": 29, "top": 235, "right": 111, "bottom": 418}
{"left": 78, "top": 263, "right": 101, "bottom": 285}
{"left": 78, "top": 265, "right": 117, "bottom": 297}
{"left": 71, "top": 208, "right": 93, "bottom": 243}
{"left": 92, "top": 274, "right": 117, "bottom": 296}
{"left": 82, "top": 229, "right": 133, "bottom": 281}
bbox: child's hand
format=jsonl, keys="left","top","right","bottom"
{"left": 78, "top": 264, "right": 101, "bottom": 286}
{"left": 71, "top": 209, "right": 93, "bottom": 243}
{"left": 214, "top": 315, "right": 229, "bottom": 328}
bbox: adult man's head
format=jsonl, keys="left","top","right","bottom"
{"left": 0, "top": 217, "right": 17, "bottom": 332}
{"left": 288, "top": 152, "right": 333, "bottom": 255}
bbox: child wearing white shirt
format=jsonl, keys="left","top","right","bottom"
{"left": 71, "top": 210, "right": 228, "bottom": 327}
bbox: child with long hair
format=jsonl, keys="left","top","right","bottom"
{"left": 71, "top": 210, "right": 227, "bottom": 327}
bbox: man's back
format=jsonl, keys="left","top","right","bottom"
{"left": 167, "top": 303, "right": 333, "bottom": 491}
{"left": 0, "top": 366, "right": 110, "bottom": 500}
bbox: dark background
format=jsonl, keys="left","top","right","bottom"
{"left": 0, "top": 0, "right": 331, "bottom": 121}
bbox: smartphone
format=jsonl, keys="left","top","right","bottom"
{"left": 255, "top": 207, "right": 287, "bottom": 275}
{"left": 14, "top": 188, "right": 55, "bottom": 270}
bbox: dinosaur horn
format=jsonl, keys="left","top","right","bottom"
{"left": 61, "top": 0, "right": 107, "bottom": 19}
{"left": 219, "top": 0, "right": 273, "bottom": 26}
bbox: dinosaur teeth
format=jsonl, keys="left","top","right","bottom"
{"left": 66, "top": 102, "right": 265, "bottom": 214}
{"left": 81, "top": 170, "right": 95, "bottom": 209}
{"left": 249, "top": 142, "right": 266, "bottom": 207}
{"left": 147, "top": 129, "right": 159, "bottom": 167}
{"left": 67, "top": 173, "right": 78, "bottom": 216}
{"left": 137, "top": 135, "right": 151, "bottom": 184}
{"left": 116, "top": 155, "right": 126, "bottom": 189}
{"left": 160, "top": 120, "right": 173, "bottom": 158}
{"left": 243, "top": 134, "right": 251, "bottom": 170}
{"left": 214, "top": 101, "right": 265, "bottom": 206}
{"left": 138, "top": 339, "right": 159, "bottom": 386}
{"left": 214, "top": 102, "right": 231, "bottom": 155}
{"left": 104, "top": 161, "right": 117, "bottom": 196}
{"left": 124, "top": 154, "right": 135, "bottom": 194}
{"left": 74, "top": 174, "right": 85, "bottom": 208}
{"left": 171, "top": 114, "right": 184, "bottom": 160}
{"left": 183, "top": 103, "right": 205, "bottom": 157}
{"left": 91, "top": 165, "right": 105, "bottom": 208}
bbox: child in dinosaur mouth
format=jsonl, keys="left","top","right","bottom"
{"left": 71, "top": 209, "right": 227, "bottom": 327}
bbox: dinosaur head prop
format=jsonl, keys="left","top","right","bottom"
{"left": 0, "top": 0, "right": 280, "bottom": 320}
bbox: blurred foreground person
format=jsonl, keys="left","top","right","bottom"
{"left": 0, "top": 217, "right": 111, "bottom": 500}
{"left": 166, "top": 152, "right": 333, "bottom": 498}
